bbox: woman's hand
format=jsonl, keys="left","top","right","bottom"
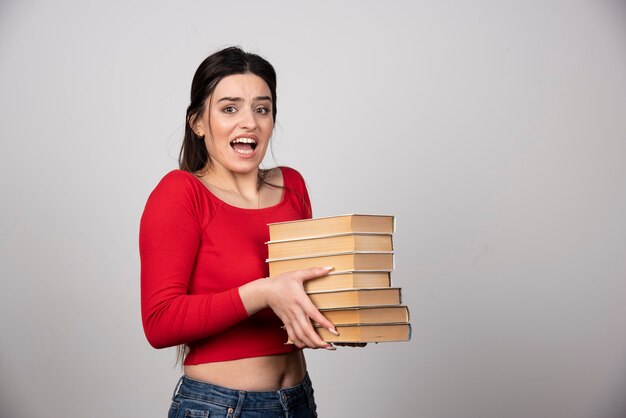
{"left": 239, "top": 266, "right": 338, "bottom": 350}
{"left": 265, "top": 266, "right": 339, "bottom": 350}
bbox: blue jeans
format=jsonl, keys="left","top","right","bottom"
{"left": 168, "top": 373, "right": 318, "bottom": 418}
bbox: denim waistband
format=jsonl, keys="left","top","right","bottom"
{"left": 174, "top": 373, "right": 315, "bottom": 413}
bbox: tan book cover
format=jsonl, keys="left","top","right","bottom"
{"left": 268, "top": 252, "right": 394, "bottom": 276}
{"left": 268, "top": 214, "right": 395, "bottom": 241}
{"left": 307, "top": 288, "right": 401, "bottom": 309}
{"left": 303, "top": 271, "right": 391, "bottom": 293}
{"left": 317, "top": 305, "right": 410, "bottom": 326}
{"left": 316, "top": 323, "right": 411, "bottom": 343}
{"left": 267, "top": 233, "right": 393, "bottom": 259}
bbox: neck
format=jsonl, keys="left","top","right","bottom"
{"left": 200, "top": 164, "right": 263, "bottom": 205}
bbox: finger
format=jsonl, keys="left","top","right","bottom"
{"left": 293, "top": 266, "right": 334, "bottom": 283}
{"left": 284, "top": 322, "right": 305, "bottom": 349}
{"left": 290, "top": 316, "right": 317, "bottom": 349}
{"left": 294, "top": 307, "right": 335, "bottom": 349}
{"left": 283, "top": 323, "right": 302, "bottom": 348}
{"left": 301, "top": 321, "right": 333, "bottom": 350}
{"left": 284, "top": 304, "right": 325, "bottom": 349}
{"left": 302, "top": 297, "right": 339, "bottom": 337}
{"left": 289, "top": 294, "right": 335, "bottom": 350}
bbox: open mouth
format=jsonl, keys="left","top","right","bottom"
{"left": 230, "top": 137, "right": 257, "bottom": 155}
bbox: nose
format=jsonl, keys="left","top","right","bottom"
{"left": 238, "top": 108, "right": 258, "bottom": 130}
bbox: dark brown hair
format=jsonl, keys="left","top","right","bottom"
{"left": 176, "top": 47, "right": 279, "bottom": 366}
{"left": 179, "top": 46, "right": 278, "bottom": 173}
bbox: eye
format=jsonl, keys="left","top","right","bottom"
{"left": 222, "top": 105, "right": 237, "bottom": 114}
{"left": 255, "top": 106, "right": 270, "bottom": 115}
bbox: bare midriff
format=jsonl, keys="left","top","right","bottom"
{"left": 184, "top": 351, "right": 307, "bottom": 391}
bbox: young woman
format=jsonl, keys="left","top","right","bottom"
{"left": 140, "top": 47, "right": 338, "bottom": 417}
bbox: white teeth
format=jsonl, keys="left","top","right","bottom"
{"left": 234, "top": 148, "right": 253, "bottom": 154}
{"left": 231, "top": 137, "right": 256, "bottom": 144}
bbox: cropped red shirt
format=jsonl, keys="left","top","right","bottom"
{"left": 139, "top": 167, "right": 312, "bottom": 364}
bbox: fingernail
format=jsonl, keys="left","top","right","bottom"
{"left": 323, "top": 266, "right": 334, "bottom": 271}
{"left": 328, "top": 327, "right": 340, "bottom": 336}
{"left": 325, "top": 344, "right": 336, "bottom": 351}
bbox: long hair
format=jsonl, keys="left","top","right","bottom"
{"left": 179, "top": 47, "right": 278, "bottom": 173}
{"left": 176, "top": 47, "right": 279, "bottom": 366}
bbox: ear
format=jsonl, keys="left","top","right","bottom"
{"left": 188, "top": 113, "right": 204, "bottom": 137}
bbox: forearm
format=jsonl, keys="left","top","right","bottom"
{"left": 238, "top": 277, "right": 271, "bottom": 315}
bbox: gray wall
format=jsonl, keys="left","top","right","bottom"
{"left": 1, "top": 1, "right": 625, "bottom": 417}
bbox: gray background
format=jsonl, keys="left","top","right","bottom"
{"left": 1, "top": 1, "right": 626, "bottom": 417}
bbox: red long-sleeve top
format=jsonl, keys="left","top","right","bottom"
{"left": 139, "top": 167, "right": 312, "bottom": 364}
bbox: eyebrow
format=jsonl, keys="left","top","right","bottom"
{"left": 217, "top": 96, "right": 273, "bottom": 103}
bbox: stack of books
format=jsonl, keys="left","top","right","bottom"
{"left": 267, "top": 214, "right": 411, "bottom": 343}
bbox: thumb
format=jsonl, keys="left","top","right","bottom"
{"left": 297, "top": 266, "right": 334, "bottom": 282}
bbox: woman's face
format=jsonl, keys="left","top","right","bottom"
{"left": 193, "top": 73, "right": 274, "bottom": 176}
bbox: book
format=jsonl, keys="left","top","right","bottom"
{"left": 268, "top": 212, "right": 411, "bottom": 346}
{"left": 307, "top": 288, "right": 401, "bottom": 309}
{"left": 317, "top": 305, "right": 410, "bottom": 326}
{"left": 268, "top": 214, "right": 395, "bottom": 241}
{"left": 267, "top": 233, "right": 393, "bottom": 259}
{"left": 303, "top": 271, "right": 391, "bottom": 293}
{"left": 268, "top": 252, "right": 394, "bottom": 276}
{"left": 316, "top": 323, "right": 411, "bottom": 343}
